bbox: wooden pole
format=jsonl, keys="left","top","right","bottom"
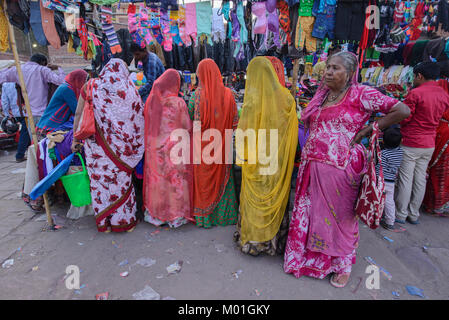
{"left": 3, "top": 1, "right": 55, "bottom": 229}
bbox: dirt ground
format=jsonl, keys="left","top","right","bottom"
{"left": 1, "top": 148, "right": 449, "bottom": 300}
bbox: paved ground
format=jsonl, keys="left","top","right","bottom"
{"left": 1, "top": 148, "right": 449, "bottom": 300}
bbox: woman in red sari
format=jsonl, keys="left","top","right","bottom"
{"left": 72, "top": 58, "right": 145, "bottom": 233}
{"left": 423, "top": 107, "right": 449, "bottom": 216}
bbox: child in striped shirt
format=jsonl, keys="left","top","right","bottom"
{"left": 376, "top": 126, "right": 404, "bottom": 231}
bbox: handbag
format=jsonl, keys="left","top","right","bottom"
{"left": 74, "top": 79, "right": 95, "bottom": 140}
{"left": 354, "top": 122, "right": 386, "bottom": 229}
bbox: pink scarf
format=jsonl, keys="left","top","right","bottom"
{"left": 302, "top": 52, "right": 360, "bottom": 129}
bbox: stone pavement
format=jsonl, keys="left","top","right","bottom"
{"left": 1, "top": 149, "right": 449, "bottom": 300}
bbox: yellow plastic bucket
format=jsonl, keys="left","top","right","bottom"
{"left": 60, "top": 153, "right": 92, "bottom": 207}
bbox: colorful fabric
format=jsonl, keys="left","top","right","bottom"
{"left": 101, "top": 5, "right": 121, "bottom": 54}
{"left": 190, "top": 59, "right": 238, "bottom": 220}
{"left": 278, "top": 0, "right": 291, "bottom": 45}
{"left": 143, "top": 69, "right": 193, "bottom": 226}
{"left": 84, "top": 59, "right": 144, "bottom": 232}
{"left": 236, "top": 56, "right": 298, "bottom": 245}
{"left": 77, "top": 17, "right": 89, "bottom": 59}
{"left": 160, "top": 8, "right": 173, "bottom": 51}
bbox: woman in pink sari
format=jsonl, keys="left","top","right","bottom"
{"left": 143, "top": 69, "right": 194, "bottom": 228}
{"left": 284, "top": 52, "right": 410, "bottom": 287}
{"left": 72, "top": 58, "right": 145, "bottom": 233}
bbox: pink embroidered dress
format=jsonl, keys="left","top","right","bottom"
{"left": 284, "top": 83, "right": 400, "bottom": 279}
{"left": 83, "top": 59, "right": 145, "bottom": 233}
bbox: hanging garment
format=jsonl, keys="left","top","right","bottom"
{"left": 298, "top": 0, "right": 314, "bottom": 17}
{"left": 170, "top": 10, "right": 183, "bottom": 47}
{"left": 311, "top": 1, "right": 336, "bottom": 40}
{"left": 252, "top": 1, "right": 267, "bottom": 35}
{"left": 138, "top": 5, "right": 156, "bottom": 46}
{"left": 334, "top": 0, "right": 366, "bottom": 42}
{"left": 30, "top": 0, "right": 48, "bottom": 46}
{"left": 160, "top": 8, "right": 173, "bottom": 51}
{"left": 100, "top": 5, "right": 121, "bottom": 54}
{"left": 6, "top": 0, "right": 30, "bottom": 32}
{"left": 41, "top": 0, "right": 78, "bottom": 13}
{"left": 212, "top": 7, "right": 225, "bottom": 43}
{"left": 54, "top": 10, "right": 68, "bottom": 47}
{"left": 64, "top": 12, "right": 76, "bottom": 33}
{"left": 295, "top": 16, "right": 317, "bottom": 53}
{"left": 393, "top": 0, "right": 405, "bottom": 24}
{"left": 0, "top": 4, "right": 10, "bottom": 52}
{"left": 185, "top": 2, "right": 197, "bottom": 46}
{"left": 196, "top": 1, "right": 212, "bottom": 44}
{"left": 115, "top": 28, "right": 134, "bottom": 66}
{"left": 39, "top": 1, "right": 61, "bottom": 49}
{"left": 178, "top": 5, "right": 189, "bottom": 46}
{"left": 221, "top": 0, "right": 232, "bottom": 40}
{"left": 235, "top": 0, "right": 248, "bottom": 60}
{"left": 149, "top": 5, "right": 164, "bottom": 45}
{"left": 128, "top": 4, "right": 143, "bottom": 47}
{"left": 266, "top": 0, "right": 280, "bottom": 48}
{"left": 278, "top": 0, "right": 291, "bottom": 45}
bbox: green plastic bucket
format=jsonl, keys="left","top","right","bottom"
{"left": 60, "top": 153, "right": 92, "bottom": 207}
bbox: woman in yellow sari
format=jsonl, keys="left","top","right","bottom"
{"left": 234, "top": 56, "right": 298, "bottom": 256}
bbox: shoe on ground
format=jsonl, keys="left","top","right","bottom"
{"left": 381, "top": 220, "right": 406, "bottom": 232}
{"left": 16, "top": 157, "right": 26, "bottom": 163}
{"left": 406, "top": 217, "right": 420, "bottom": 225}
{"left": 395, "top": 218, "right": 406, "bottom": 224}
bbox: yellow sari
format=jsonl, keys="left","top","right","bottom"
{"left": 236, "top": 57, "right": 298, "bottom": 245}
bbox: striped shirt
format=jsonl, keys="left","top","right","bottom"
{"left": 375, "top": 146, "right": 404, "bottom": 182}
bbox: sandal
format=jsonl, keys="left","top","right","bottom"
{"left": 330, "top": 272, "right": 350, "bottom": 288}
